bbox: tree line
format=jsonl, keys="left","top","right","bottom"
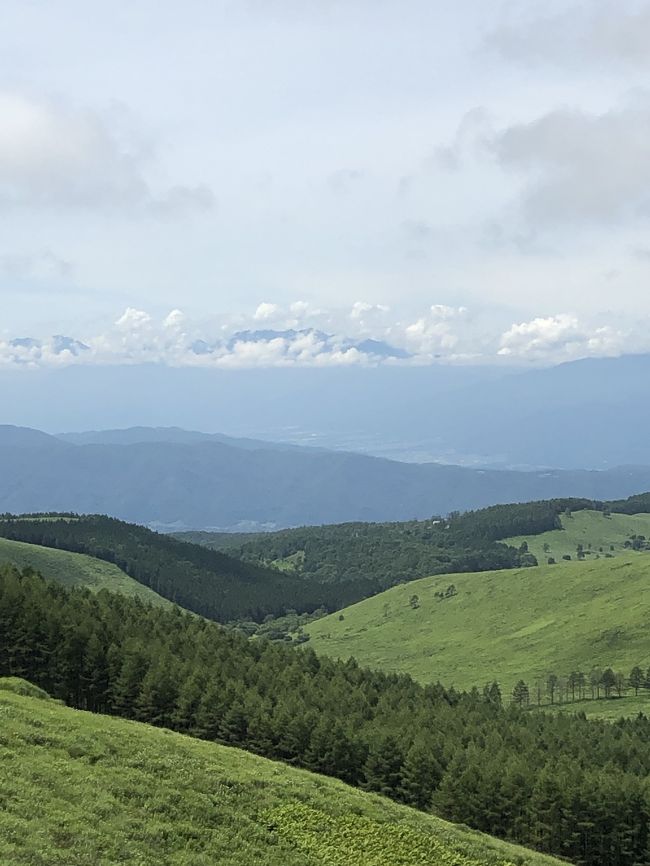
{"left": 199, "top": 500, "right": 573, "bottom": 591}
{"left": 3, "top": 564, "right": 650, "bottom": 866}
{"left": 193, "top": 492, "right": 650, "bottom": 593}
{"left": 512, "top": 665, "right": 650, "bottom": 707}
{"left": 0, "top": 515, "right": 376, "bottom": 622}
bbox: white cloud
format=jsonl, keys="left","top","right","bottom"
{"left": 289, "top": 300, "right": 310, "bottom": 317}
{"left": 115, "top": 307, "right": 152, "bottom": 330}
{"left": 0, "top": 90, "right": 214, "bottom": 215}
{"left": 404, "top": 305, "right": 467, "bottom": 355}
{"left": 163, "top": 309, "right": 185, "bottom": 329}
{"left": 253, "top": 302, "right": 281, "bottom": 321}
{"left": 498, "top": 314, "right": 628, "bottom": 361}
{"left": 350, "top": 301, "right": 389, "bottom": 319}
{"left": 3, "top": 302, "right": 650, "bottom": 370}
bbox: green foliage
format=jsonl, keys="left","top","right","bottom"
{"left": 0, "top": 514, "right": 364, "bottom": 621}
{"left": 266, "top": 803, "right": 518, "bottom": 866}
{"left": 188, "top": 496, "right": 650, "bottom": 611}
{"left": 0, "top": 686, "right": 563, "bottom": 866}
{"left": 187, "top": 501, "right": 572, "bottom": 592}
{"left": 0, "top": 536, "right": 171, "bottom": 606}
{"left": 306, "top": 555, "right": 650, "bottom": 695}
{"left": 1, "top": 563, "right": 649, "bottom": 866}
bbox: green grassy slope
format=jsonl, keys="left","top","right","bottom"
{"left": 0, "top": 537, "right": 171, "bottom": 607}
{"left": 305, "top": 555, "right": 650, "bottom": 694}
{"left": 504, "top": 509, "right": 650, "bottom": 563}
{"left": 0, "top": 681, "right": 562, "bottom": 866}
{"left": 542, "top": 692, "right": 650, "bottom": 721}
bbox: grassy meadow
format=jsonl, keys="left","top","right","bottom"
{"left": 541, "top": 692, "right": 650, "bottom": 720}
{"left": 503, "top": 509, "right": 650, "bottom": 563}
{"left": 305, "top": 555, "right": 650, "bottom": 697}
{"left": 0, "top": 536, "right": 171, "bottom": 607}
{"left": 0, "top": 678, "right": 563, "bottom": 866}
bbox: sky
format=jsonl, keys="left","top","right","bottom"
{"left": 2, "top": 0, "right": 650, "bottom": 368}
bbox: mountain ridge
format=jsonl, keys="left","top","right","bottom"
{"left": 4, "top": 424, "right": 650, "bottom": 529}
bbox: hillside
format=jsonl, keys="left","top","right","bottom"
{"left": 5, "top": 424, "right": 650, "bottom": 530}
{"left": 5, "top": 564, "right": 650, "bottom": 865}
{"left": 0, "top": 514, "right": 369, "bottom": 622}
{"left": 189, "top": 496, "right": 650, "bottom": 597}
{"left": 0, "top": 680, "right": 561, "bottom": 866}
{"left": 0, "top": 536, "right": 171, "bottom": 607}
{"left": 305, "top": 555, "right": 650, "bottom": 696}
{"left": 504, "top": 509, "right": 650, "bottom": 563}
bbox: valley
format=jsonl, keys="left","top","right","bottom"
{"left": 3, "top": 561, "right": 649, "bottom": 866}
{"left": 3, "top": 492, "right": 650, "bottom": 864}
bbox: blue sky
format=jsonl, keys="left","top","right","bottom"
{"left": 2, "top": 1, "right": 650, "bottom": 366}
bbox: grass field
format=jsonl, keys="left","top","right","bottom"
{"left": 0, "top": 678, "right": 562, "bottom": 866}
{"left": 305, "top": 555, "right": 650, "bottom": 697}
{"left": 538, "top": 692, "right": 650, "bottom": 721}
{"left": 503, "top": 509, "right": 650, "bottom": 564}
{"left": 0, "top": 537, "right": 171, "bottom": 607}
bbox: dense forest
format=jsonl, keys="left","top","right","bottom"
{"left": 3, "top": 564, "right": 650, "bottom": 866}
{"left": 183, "top": 494, "right": 650, "bottom": 593}
{"left": 0, "top": 515, "right": 373, "bottom": 622}
{"left": 180, "top": 499, "right": 596, "bottom": 589}
{"left": 3, "top": 493, "right": 650, "bottom": 626}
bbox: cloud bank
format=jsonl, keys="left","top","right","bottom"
{"left": 0, "top": 302, "right": 643, "bottom": 370}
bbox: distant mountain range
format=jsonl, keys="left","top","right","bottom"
{"left": 2, "top": 353, "right": 650, "bottom": 469}
{"left": 3, "top": 424, "right": 650, "bottom": 530}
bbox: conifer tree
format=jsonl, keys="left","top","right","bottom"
{"left": 399, "top": 739, "right": 443, "bottom": 809}
{"left": 511, "top": 680, "right": 530, "bottom": 707}
{"left": 629, "top": 665, "right": 644, "bottom": 696}
{"left": 362, "top": 735, "right": 404, "bottom": 798}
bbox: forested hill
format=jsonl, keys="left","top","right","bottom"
{"left": 0, "top": 515, "right": 374, "bottom": 622}
{"left": 1, "top": 563, "right": 648, "bottom": 866}
{"left": 6, "top": 494, "right": 650, "bottom": 626}
{"left": 0, "top": 503, "right": 578, "bottom": 623}
{"left": 4, "top": 424, "right": 650, "bottom": 530}
{"left": 180, "top": 495, "right": 649, "bottom": 591}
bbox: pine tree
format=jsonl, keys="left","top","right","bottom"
{"left": 362, "top": 735, "right": 404, "bottom": 798}
{"left": 135, "top": 654, "right": 179, "bottom": 728}
{"left": 629, "top": 666, "right": 644, "bottom": 696}
{"left": 511, "top": 680, "right": 530, "bottom": 707}
{"left": 172, "top": 669, "right": 206, "bottom": 732}
{"left": 194, "top": 680, "right": 224, "bottom": 740}
{"left": 111, "top": 642, "right": 149, "bottom": 718}
{"left": 399, "top": 739, "right": 443, "bottom": 808}
{"left": 81, "top": 632, "right": 109, "bottom": 712}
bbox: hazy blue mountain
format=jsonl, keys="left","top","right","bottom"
{"left": 2, "top": 353, "right": 650, "bottom": 469}
{"left": 57, "top": 426, "right": 319, "bottom": 452}
{"left": 9, "top": 335, "right": 89, "bottom": 356}
{"left": 3, "top": 424, "right": 650, "bottom": 530}
{"left": 0, "top": 425, "right": 69, "bottom": 449}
